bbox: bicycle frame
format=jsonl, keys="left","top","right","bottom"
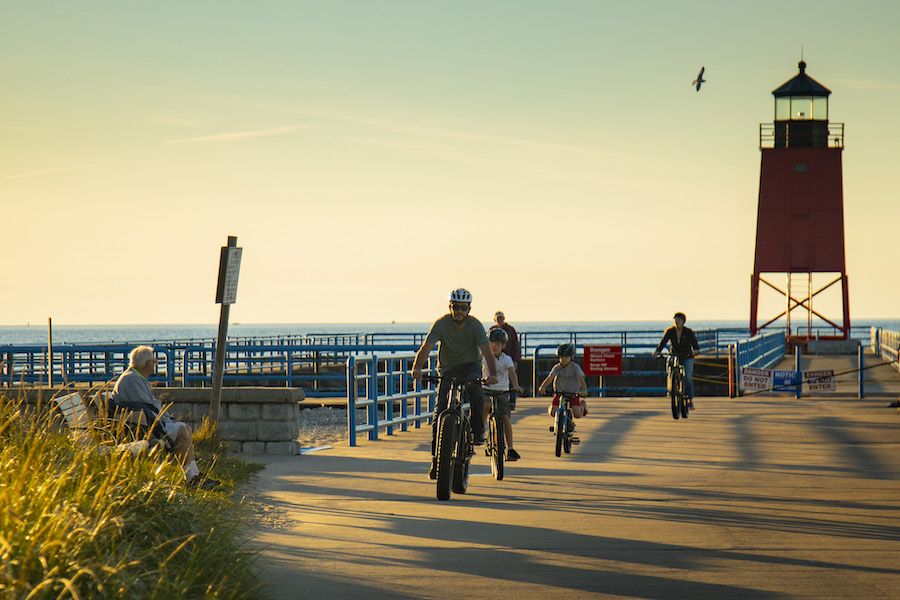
{"left": 664, "top": 354, "right": 688, "bottom": 420}
{"left": 483, "top": 389, "right": 506, "bottom": 480}
{"left": 551, "top": 390, "right": 580, "bottom": 456}
{"left": 422, "top": 374, "right": 476, "bottom": 500}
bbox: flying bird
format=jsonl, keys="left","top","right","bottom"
{"left": 693, "top": 66, "right": 706, "bottom": 91}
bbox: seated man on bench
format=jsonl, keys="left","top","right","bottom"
{"left": 110, "top": 345, "right": 219, "bottom": 489}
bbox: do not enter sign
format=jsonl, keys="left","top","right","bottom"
{"left": 583, "top": 345, "right": 622, "bottom": 376}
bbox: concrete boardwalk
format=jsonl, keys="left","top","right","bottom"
{"left": 249, "top": 388, "right": 900, "bottom": 599}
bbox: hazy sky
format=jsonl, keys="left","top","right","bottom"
{"left": 2, "top": 1, "right": 898, "bottom": 326}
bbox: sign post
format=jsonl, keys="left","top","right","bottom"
{"left": 47, "top": 317, "right": 53, "bottom": 388}
{"left": 210, "top": 236, "right": 242, "bottom": 426}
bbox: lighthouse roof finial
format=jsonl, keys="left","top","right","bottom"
{"left": 773, "top": 59, "right": 829, "bottom": 97}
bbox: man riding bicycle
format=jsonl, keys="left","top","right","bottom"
{"left": 412, "top": 288, "right": 498, "bottom": 479}
{"left": 651, "top": 312, "right": 700, "bottom": 409}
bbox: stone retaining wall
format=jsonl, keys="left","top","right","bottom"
{"left": 12, "top": 386, "right": 305, "bottom": 456}
{"left": 156, "top": 387, "right": 304, "bottom": 455}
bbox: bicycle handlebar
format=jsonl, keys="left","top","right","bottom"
{"left": 420, "top": 373, "right": 488, "bottom": 386}
{"left": 549, "top": 388, "right": 585, "bottom": 397}
{"left": 654, "top": 351, "right": 695, "bottom": 359}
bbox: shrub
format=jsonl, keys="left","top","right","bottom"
{"left": 0, "top": 392, "right": 266, "bottom": 600}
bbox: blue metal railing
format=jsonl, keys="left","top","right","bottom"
{"left": 734, "top": 331, "right": 786, "bottom": 371}
{"left": 732, "top": 331, "right": 787, "bottom": 396}
{"left": 528, "top": 329, "right": 744, "bottom": 398}
{"left": 345, "top": 354, "right": 437, "bottom": 446}
{"left": 531, "top": 344, "right": 667, "bottom": 397}
{"left": 180, "top": 343, "right": 420, "bottom": 394}
{"left": 0, "top": 340, "right": 419, "bottom": 393}
{"left": 518, "top": 328, "right": 747, "bottom": 359}
{"left": 0, "top": 344, "right": 177, "bottom": 387}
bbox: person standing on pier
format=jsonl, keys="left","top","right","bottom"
{"left": 412, "top": 288, "right": 498, "bottom": 479}
{"left": 651, "top": 312, "right": 700, "bottom": 409}
{"left": 490, "top": 311, "right": 521, "bottom": 409}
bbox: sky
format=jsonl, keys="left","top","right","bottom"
{"left": 2, "top": 1, "right": 899, "bottom": 327}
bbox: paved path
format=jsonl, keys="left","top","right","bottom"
{"left": 248, "top": 392, "right": 900, "bottom": 600}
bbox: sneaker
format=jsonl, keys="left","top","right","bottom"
{"left": 507, "top": 448, "right": 520, "bottom": 461}
{"left": 428, "top": 460, "right": 437, "bottom": 480}
{"left": 688, "top": 399, "right": 695, "bottom": 409}
{"left": 473, "top": 434, "right": 485, "bottom": 446}
{"left": 188, "top": 474, "right": 221, "bottom": 490}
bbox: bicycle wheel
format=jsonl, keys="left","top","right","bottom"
{"left": 489, "top": 414, "right": 504, "bottom": 480}
{"left": 452, "top": 419, "right": 471, "bottom": 494}
{"left": 563, "top": 410, "right": 573, "bottom": 454}
{"left": 679, "top": 374, "right": 689, "bottom": 419}
{"left": 555, "top": 409, "right": 565, "bottom": 457}
{"left": 435, "top": 413, "right": 457, "bottom": 501}
{"left": 670, "top": 375, "right": 680, "bottom": 420}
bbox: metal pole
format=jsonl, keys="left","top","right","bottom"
{"left": 347, "top": 356, "right": 357, "bottom": 447}
{"left": 209, "top": 304, "right": 230, "bottom": 425}
{"left": 47, "top": 317, "right": 53, "bottom": 388}
{"left": 794, "top": 346, "right": 802, "bottom": 399}
{"left": 858, "top": 343, "right": 864, "bottom": 399}
{"left": 368, "top": 354, "right": 379, "bottom": 441}
{"left": 728, "top": 343, "right": 735, "bottom": 398}
{"left": 210, "top": 235, "right": 238, "bottom": 426}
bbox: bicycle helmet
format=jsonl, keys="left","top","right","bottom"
{"left": 556, "top": 343, "right": 576, "bottom": 357}
{"left": 673, "top": 312, "right": 687, "bottom": 322}
{"left": 448, "top": 288, "right": 472, "bottom": 303}
{"left": 489, "top": 328, "right": 509, "bottom": 344}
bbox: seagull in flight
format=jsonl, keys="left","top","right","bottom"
{"left": 693, "top": 66, "right": 706, "bottom": 91}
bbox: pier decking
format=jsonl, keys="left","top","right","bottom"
{"left": 249, "top": 392, "right": 900, "bottom": 599}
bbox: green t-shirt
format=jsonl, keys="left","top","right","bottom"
{"left": 426, "top": 314, "right": 489, "bottom": 372}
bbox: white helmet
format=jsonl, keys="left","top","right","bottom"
{"left": 448, "top": 288, "right": 472, "bottom": 303}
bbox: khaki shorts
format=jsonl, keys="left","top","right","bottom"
{"left": 484, "top": 390, "right": 510, "bottom": 416}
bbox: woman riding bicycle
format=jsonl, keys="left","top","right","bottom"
{"left": 538, "top": 343, "right": 588, "bottom": 418}
{"left": 651, "top": 312, "right": 700, "bottom": 409}
{"left": 482, "top": 328, "right": 525, "bottom": 461}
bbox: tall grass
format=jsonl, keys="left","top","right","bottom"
{"left": 0, "top": 392, "right": 267, "bottom": 600}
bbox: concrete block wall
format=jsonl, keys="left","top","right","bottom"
{"left": 151, "top": 387, "right": 304, "bottom": 455}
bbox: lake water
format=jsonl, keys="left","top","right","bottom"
{"left": 1, "top": 319, "right": 897, "bottom": 346}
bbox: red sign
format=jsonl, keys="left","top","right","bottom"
{"left": 583, "top": 345, "right": 622, "bottom": 376}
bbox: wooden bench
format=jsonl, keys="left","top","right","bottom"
{"left": 52, "top": 392, "right": 164, "bottom": 456}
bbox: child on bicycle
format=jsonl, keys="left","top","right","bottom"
{"left": 538, "top": 343, "right": 588, "bottom": 418}
{"left": 482, "top": 328, "right": 525, "bottom": 461}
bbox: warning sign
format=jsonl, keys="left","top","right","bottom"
{"left": 740, "top": 367, "right": 773, "bottom": 391}
{"left": 215, "top": 246, "right": 243, "bottom": 305}
{"left": 773, "top": 370, "right": 797, "bottom": 392}
{"left": 583, "top": 345, "right": 622, "bottom": 376}
{"left": 804, "top": 370, "right": 836, "bottom": 392}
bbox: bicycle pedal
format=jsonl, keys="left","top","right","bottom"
{"left": 549, "top": 426, "right": 554, "bottom": 432}
{"left": 572, "top": 438, "right": 580, "bottom": 444}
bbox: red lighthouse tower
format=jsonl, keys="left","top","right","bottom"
{"left": 750, "top": 61, "right": 850, "bottom": 342}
